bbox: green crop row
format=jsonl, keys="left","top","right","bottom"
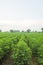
{"left": 12, "top": 38, "right": 32, "bottom": 65}
{"left": 0, "top": 33, "right": 21, "bottom": 62}
{"left": 0, "top": 32, "right": 43, "bottom": 65}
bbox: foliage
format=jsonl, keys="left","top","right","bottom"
{"left": 12, "top": 40, "right": 32, "bottom": 65}
{"left": 38, "top": 45, "right": 43, "bottom": 65}
{"left": 0, "top": 32, "right": 43, "bottom": 65}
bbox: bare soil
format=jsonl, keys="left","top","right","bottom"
{"left": 30, "top": 56, "right": 38, "bottom": 65}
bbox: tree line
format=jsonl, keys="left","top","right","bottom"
{"left": 0, "top": 28, "right": 43, "bottom": 32}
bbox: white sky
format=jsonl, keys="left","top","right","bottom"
{"left": 0, "top": 0, "right": 43, "bottom": 31}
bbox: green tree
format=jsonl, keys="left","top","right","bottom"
{"left": 41, "top": 28, "right": 43, "bottom": 32}
{"left": 27, "top": 29, "right": 31, "bottom": 32}
{"left": 10, "top": 29, "right": 14, "bottom": 32}
{"left": 0, "top": 30, "right": 2, "bottom": 32}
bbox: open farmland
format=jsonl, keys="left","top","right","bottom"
{"left": 0, "top": 32, "right": 43, "bottom": 65}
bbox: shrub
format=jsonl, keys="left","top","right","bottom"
{"left": 12, "top": 40, "right": 32, "bottom": 65}
{"left": 0, "top": 48, "right": 4, "bottom": 60}
{"left": 38, "top": 45, "right": 43, "bottom": 65}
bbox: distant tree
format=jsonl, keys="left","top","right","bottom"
{"left": 10, "top": 29, "right": 14, "bottom": 32}
{"left": 22, "top": 30, "right": 24, "bottom": 32}
{"left": 35, "top": 31, "right": 37, "bottom": 32}
{"left": 41, "top": 28, "right": 43, "bottom": 32}
{"left": 10, "top": 30, "right": 20, "bottom": 32}
{"left": 27, "top": 29, "right": 31, "bottom": 32}
{"left": 14, "top": 30, "right": 20, "bottom": 32}
{"left": 0, "top": 30, "right": 2, "bottom": 32}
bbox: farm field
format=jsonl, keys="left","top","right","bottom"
{"left": 0, "top": 32, "right": 43, "bottom": 65}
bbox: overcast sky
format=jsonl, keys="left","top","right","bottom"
{"left": 0, "top": 0, "right": 43, "bottom": 31}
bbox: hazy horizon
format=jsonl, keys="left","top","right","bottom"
{"left": 0, "top": 0, "right": 43, "bottom": 31}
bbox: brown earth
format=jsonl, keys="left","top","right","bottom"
{"left": 30, "top": 57, "right": 38, "bottom": 65}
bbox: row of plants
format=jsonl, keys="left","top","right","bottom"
{"left": 12, "top": 38, "right": 32, "bottom": 65}
{"left": 0, "top": 32, "right": 43, "bottom": 65}
{"left": 24, "top": 33, "right": 43, "bottom": 65}
{"left": 0, "top": 33, "right": 21, "bottom": 62}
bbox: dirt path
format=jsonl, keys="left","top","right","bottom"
{"left": 30, "top": 57, "right": 38, "bottom": 65}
